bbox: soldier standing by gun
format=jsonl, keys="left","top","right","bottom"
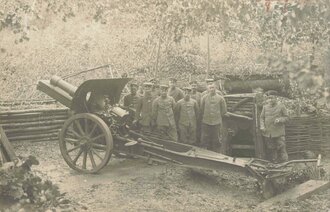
{"left": 260, "top": 90, "right": 289, "bottom": 163}
{"left": 152, "top": 84, "right": 178, "bottom": 141}
{"left": 202, "top": 78, "right": 225, "bottom": 97}
{"left": 168, "top": 77, "right": 184, "bottom": 102}
{"left": 123, "top": 82, "right": 139, "bottom": 109}
{"left": 175, "top": 87, "right": 199, "bottom": 145}
{"left": 190, "top": 80, "right": 202, "bottom": 144}
{"left": 134, "top": 82, "right": 155, "bottom": 133}
{"left": 200, "top": 83, "right": 228, "bottom": 152}
{"left": 190, "top": 80, "right": 202, "bottom": 106}
{"left": 150, "top": 78, "right": 161, "bottom": 99}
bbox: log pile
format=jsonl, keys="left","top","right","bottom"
{"left": 225, "top": 96, "right": 254, "bottom": 118}
{"left": 0, "top": 108, "right": 69, "bottom": 143}
{"left": 285, "top": 115, "right": 330, "bottom": 154}
{"left": 0, "top": 99, "right": 56, "bottom": 107}
{"left": 221, "top": 73, "right": 290, "bottom": 97}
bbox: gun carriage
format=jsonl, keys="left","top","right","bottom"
{"left": 37, "top": 76, "right": 320, "bottom": 198}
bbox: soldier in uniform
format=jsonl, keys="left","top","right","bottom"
{"left": 168, "top": 77, "right": 184, "bottom": 102}
{"left": 260, "top": 90, "right": 289, "bottom": 163}
{"left": 190, "top": 80, "right": 202, "bottom": 144}
{"left": 137, "top": 83, "right": 144, "bottom": 97}
{"left": 190, "top": 80, "right": 202, "bottom": 106}
{"left": 200, "top": 83, "right": 228, "bottom": 152}
{"left": 152, "top": 84, "right": 178, "bottom": 141}
{"left": 123, "top": 82, "right": 139, "bottom": 109}
{"left": 134, "top": 82, "right": 155, "bottom": 133}
{"left": 202, "top": 78, "right": 225, "bottom": 97}
{"left": 150, "top": 78, "right": 161, "bottom": 98}
{"left": 175, "top": 87, "right": 199, "bottom": 145}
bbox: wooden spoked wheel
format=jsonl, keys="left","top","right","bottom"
{"left": 59, "top": 113, "right": 113, "bottom": 173}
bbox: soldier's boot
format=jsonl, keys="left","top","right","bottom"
{"left": 269, "top": 150, "right": 278, "bottom": 163}
{"left": 276, "top": 137, "right": 288, "bottom": 163}
{"left": 277, "top": 146, "right": 289, "bottom": 163}
{"left": 168, "top": 126, "right": 178, "bottom": 142}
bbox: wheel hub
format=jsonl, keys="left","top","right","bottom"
{"left": 80, "top": 136, "right": 92, "bottom": 150}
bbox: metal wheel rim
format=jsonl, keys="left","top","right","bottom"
{"left": 59, "top": 113, "right": 113, "bottom": 173}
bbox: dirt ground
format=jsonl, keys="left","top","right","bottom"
{"left": 12, "top": 140, "right": 330, "bottom": 212}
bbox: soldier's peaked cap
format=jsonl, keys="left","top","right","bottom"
{"left": 160, "top": 84, "right": 169, "bottom": 89}
{"left": 205, "top": 78, "right": 215, "bottom": 83}
{"left": 143, "top": 82, "right": 153, "bottom": 86}
{"left": 265, "top": 90, "right": 278, "bottom": 96}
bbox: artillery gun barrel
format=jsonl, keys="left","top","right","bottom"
{"left": 50, "top": 76, "right": 77, "bottom": 97}
{"left": 37, "top": 76, "right": 78, "bottom": 108}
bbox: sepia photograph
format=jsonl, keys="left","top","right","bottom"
{"left": 0, "top": 0, "right": 329, "bottom": 211}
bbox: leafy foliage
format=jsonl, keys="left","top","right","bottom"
{"left": 0, "top": 0, "right": 329, "bottom": 110}
{"left": 0, "top": 157, "right": 71, "bottom": 211}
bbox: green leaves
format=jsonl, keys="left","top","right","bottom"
{"left": 0, "top": 156, "right": 68, "bottom": 210}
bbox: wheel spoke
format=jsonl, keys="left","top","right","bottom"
{"left": 91, "top": 134, "right": 105, "bottom": 142}
{"left": 84, "top": 118, "right": 89, "bottom": 134}
{"left": 82, "top": 150, "right": 88, "bottom": 169}
{"left": 89, "top": 150, "right": 97, "bottom": 168}
{"left": 67, "top": 145, "right": 82, "bottom": 153}
{"left": 74, "top": 120, "right": 85, "bottom": 136}
{"left": 72, "top": 148, "right": 84, "bottom": 165}
{"left": 87, "top": 123, "right": 98, "bottom": 137}
{"left": 68, "top": 129, "right": 81, "bottom": 139}
{"left": 91, "top": 143, "right": 107, "bottom": 150}
{"left": 92, "top": 149, "right": 104, "bottom": 160}
{"left": 64, "top": 138, "right": 80, "bottom": 145}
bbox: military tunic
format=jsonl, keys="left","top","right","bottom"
{"left": 175, "top": 98, "right": 199, "bottom": 144}
{"left": 168, "top": 87, "right": 184, "bottom": 102}
{"left": 260, "top": 103, "right": 288, "bottom": 138}
{"left": 191, "top": 91, "right": 202, "bottom": 143}
{"left": 152, "top": 96, "right": 178, "bottom": 141}
{"left": 135, "top": 93, "right": 154, "bottom": 131}
{"left": 123, "top": 93, "right": 139, "bottom": 109}
{"left": 260, "top": 103, "right": 289, "bottom": 163}
{"left": 191, "top": 91, "right": 202, "bottom": 106}
{"left": 200, "top": 93, "right": 227, "bottom": 152}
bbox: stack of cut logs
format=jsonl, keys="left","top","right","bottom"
{"left": 0, "top": 108, "right": 69, "bottom": 143}
{"left": 0, "top": 103, "right": 329, "bottom": 156}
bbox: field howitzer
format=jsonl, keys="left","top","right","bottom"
{"left": 37, "top": 75, "right": 321, "bottom": 198}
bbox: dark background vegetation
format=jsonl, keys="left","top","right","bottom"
{"left": 0, "top": 0, "right": 329, "bottom": 108}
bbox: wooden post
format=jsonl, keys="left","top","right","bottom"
{"left": 155, "top": 36, "right": 162, "bottom": 77}
{"left": 0, "top": 127, "right": 18, "bottom": 164}
{"left": 207, "top": 32, "right": 210, "bottom": 76}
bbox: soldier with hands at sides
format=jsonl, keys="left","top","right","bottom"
{"left": 175, "top": 87, "right": 199, "bottom": 145}
{"left": 189, "top": 80, "right": 202, "bottom": 106}
{"left": 123, "top": 82, "right": 139, "bottom": 109}
{"left": 260, "top": 90, "right": 289, "bottom": 163}
{"left": 152, "top": 84, "right": 178, "bottom": 142}
{"left": 134, "top": 82, "right": 155, "bottom": 133}
{"left": 168, "top": 77, "right": 184, "bottom": 102}
{"left": 200, "top": 83, "right": 228, "bottom": 152}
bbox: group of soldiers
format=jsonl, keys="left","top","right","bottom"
{"left": 123, "top": 77, "right": 289, "bottom": 163}
{"left": 123, "top": 77, "right": 227, "bottom": 153}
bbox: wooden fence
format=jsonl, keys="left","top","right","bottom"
{"left": 286, "top": 115, "right": 330, "bottom": 155}
{"left": 0, "top": 108, "right": 69, "bottom": 143}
